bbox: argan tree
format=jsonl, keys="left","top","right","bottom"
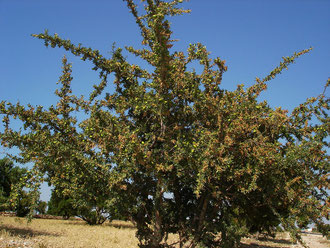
{"left": 0, "top": 0, "right": 329, "bottom": 247}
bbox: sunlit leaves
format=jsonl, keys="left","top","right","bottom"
{"left": 0, "top": 0, "right": 329, "bottom": 247}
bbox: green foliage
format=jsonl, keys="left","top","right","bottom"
{"left": 0, "top": 0, "right": 329, "bottom": 247}
{"left": 0, "top": 157, "right": 14, "bottom": 199}
{"left": 47, "top": 188, "right": 77, "bottom": 220}
{"left": 47, "top": 187, "right": 108, "bottom": 225}
{"left": 36, "top": 200, "right": 47, "bottom": 215}
{"left": 0, "top": 157, "right": 32, "bottom": 217}
{"left": 15, "top": 189, "right": 32, "bottom": 217}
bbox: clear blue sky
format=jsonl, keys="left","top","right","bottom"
{"left": 1, "top": 0, "right": 329, "bottom": 201}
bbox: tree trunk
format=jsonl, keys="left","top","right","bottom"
{"left": 149, "top": 178, "right": 164, "bottom": 247}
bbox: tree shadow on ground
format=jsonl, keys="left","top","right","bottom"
{"left": 62, "top": 220, "right": 85, "bottom": 226}
{"left": 61, "top": 219, "right": 136, "bottom": 230}
{"left": 257, "top": 237, "right": 294, "bottom": 245}
{"left": 240, "top": 243, "right": 292, "bottom": 248}
{"left": 105, "top": 221, "right": 136, "bottom": 230}
{"left": 0, "top": 224, "right": 59, "bottom": 238}
{"left": 240, "top": 237, "right": 296, "bottom": 248}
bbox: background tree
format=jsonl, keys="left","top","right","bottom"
{"left": 0, "top": 157, "right": 13, "bottom": 201}
{"left": 0, "top": 157, "right": 32, "bottom": 217}
{"left": 0, "top": 0, "right": 329, "bottom": 247}
{"left": 0, "top": 157, "right": 14, "bottom": 211}
{"left": 47, "top": 186, "right": 108, "bottom": 224}
{"left": 36, "top": 200, "right": 47, "bottom": 215}
{"left": 14, "top": 189, "right": 33, "bottom": 217}
{"left": 47, "top": 188, "right": 77, "bottom": 220}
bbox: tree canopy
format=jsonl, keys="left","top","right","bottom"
{"left": 0, "top": 0, "right": 329, "bottom": 247}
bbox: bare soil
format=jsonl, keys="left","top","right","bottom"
{"left": 241, "top": 232, "right": 329, "bottom": 248}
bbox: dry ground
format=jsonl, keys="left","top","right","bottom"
{"left": 0, "top": 216, "right": 329, "bottom": 248}
{"left": 241, "top": 232, "right": 329, "bottom": 248}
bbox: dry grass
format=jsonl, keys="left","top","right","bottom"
{"left": 0, "top": 216, "right": 328, "bottom": 248}
{"left": 0, "top": 216, "right": 138, "bottom": 248}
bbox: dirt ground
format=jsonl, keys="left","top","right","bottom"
{"left": 241, "top": 232, "right": 329, "bottom": 248}
{"left": 296, "top": 233, "right": 329, "bottom": 248}
{"left": 0, "top": 216, "right": 329, "bottom": 248}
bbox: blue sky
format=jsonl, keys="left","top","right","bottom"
{"left": 1, "top": 0, "right": 329, "bottom": 201}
